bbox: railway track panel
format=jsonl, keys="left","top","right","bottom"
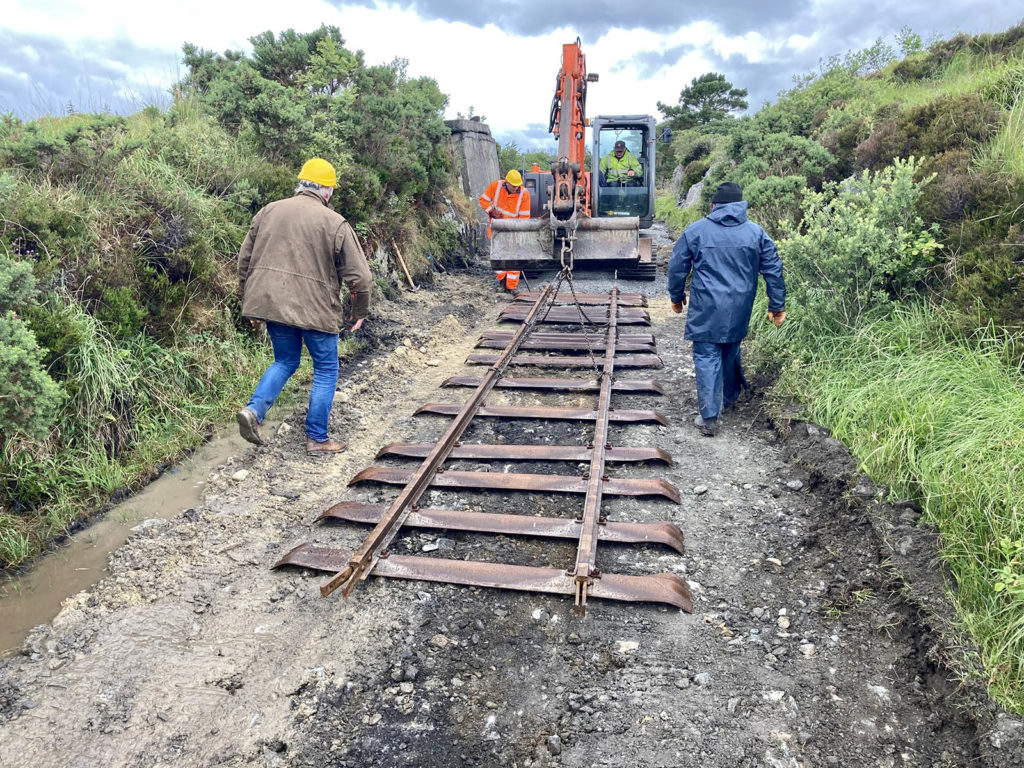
{"left": 275, "top": 277, "right": 691, "bottom": 614}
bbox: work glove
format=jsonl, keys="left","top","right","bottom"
{"left": 671, "top": 298, "right": 685, "bottom": 314}
{"left": 768, "top": 310, "right": 786, "bottom": 328}
{"left": 350, "top": 317, "right": 365, "bottom": 333}
{"left": 487, "top": 208, "right": 500, "bottom": 219}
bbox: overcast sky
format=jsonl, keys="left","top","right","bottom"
{"left": 2, "top": 1, "right": 1021, "bottom": 150}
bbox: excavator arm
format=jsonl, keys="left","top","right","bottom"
{"left": 489, "top": 39, "right": 642, "bottom": 271}
{"left": 548, "top": 39, "right": 593, "bottom": 224}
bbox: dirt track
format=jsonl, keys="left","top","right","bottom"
{"left": 1, "top": 264, "right": 1022, "bottom": 768}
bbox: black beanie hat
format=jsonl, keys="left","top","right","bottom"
{"left": 711, "top": 181, "right": 743, "bottom": 204}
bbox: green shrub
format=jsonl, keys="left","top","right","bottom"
{"left": 681, "top": 159, "right": 710, "bottom": 191}
{"left": 777, "top": 157, "right": 942, "bottom": 341}
{"left": 0, "top": 256, "right": 63, "bottom": 440}
{"left": 96, "top": 286, "right": 147, "bottom": 340}
{"left": 0, "top": 254, "right": 36, "bottom": 311}
{"left": 890, "top": 52, "right": 937, "bottom": 82}
{"left": 654, "top": 194, "right": 700, "bottom": 235}
{"left": 0, "top": 311, "right": 64, "bottom": 439}
{"left": 0, "top": 113, "right": 139, "bottom": 187}
{"left": 180, "top": 26, "right": 455, "bottom": 248}
{"left": 818, "top": 116, "right": 871, "bottom": 181}
{"left": 948, "top": 223, "right": 1024, "bottom": 325}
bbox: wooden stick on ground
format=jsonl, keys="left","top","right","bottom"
{"left": 391, "top": 240, "right": 418, "bottom": 291}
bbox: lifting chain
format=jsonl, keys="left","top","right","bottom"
{"left": 552, "top": 232, "right": 599, "bottom": 373}
{"left": 559, "top": 235, "right": 575, "bottom": 272}
{"left": 564, "top": 268, "right": 601, "bottom": 373}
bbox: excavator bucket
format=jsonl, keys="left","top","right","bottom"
{"left": 489, "top": 216, "right": 640, "bottom": 270}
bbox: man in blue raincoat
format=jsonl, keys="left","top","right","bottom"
{"left": 668, "top": 182, "right": 786, "bottom": 436}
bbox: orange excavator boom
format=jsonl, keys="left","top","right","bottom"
{"left": 548, "top": 39, "right": 594, "bottom": 221}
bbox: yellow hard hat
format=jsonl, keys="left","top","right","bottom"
{"left": 298, "top": 158, "right": 337, "bottom": 188}
{"left": 505, "top": 169, "right": 523, "bottom": 187}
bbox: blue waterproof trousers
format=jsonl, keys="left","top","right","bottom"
{"left": 692, "top": 341, "right": 746, "bottom": 421}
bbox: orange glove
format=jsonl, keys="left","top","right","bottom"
{"left": 768, "top": 310, "right": 786, "bottom": 328}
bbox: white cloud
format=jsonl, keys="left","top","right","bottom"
{"left": 4, "top": 0, "right": 1024, "bottom": 148}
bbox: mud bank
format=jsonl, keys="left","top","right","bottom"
{"left": 0, "top": 268, "right": 1021, "bottom": 768}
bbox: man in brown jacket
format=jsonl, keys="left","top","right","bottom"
{"left": 236, "top": 158, "right": 372, "bottom": 454}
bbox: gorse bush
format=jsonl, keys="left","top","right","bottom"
{"left": 180, "top": 25, "right": 454, "bottom": 248}
{"left": 0, "top": 255, "right": 63, "bottom": 440}
{"left": 778, "top": 157, "right": 942, "bottom": 339}
{"left": 0, "top": 312, "right": 63, "bottom": 440}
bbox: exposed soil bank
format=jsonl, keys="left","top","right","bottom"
{"left": 0, "top": 267, "right": 1021, "bottom": 768}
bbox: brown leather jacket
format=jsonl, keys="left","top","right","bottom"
{"left": 238, "top": 190, "right": 372, "bottom": 334}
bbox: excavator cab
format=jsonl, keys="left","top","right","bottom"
{"left": 592, "top": 116, "right": 656, "bottom": 228}
{"left": 489, "top": 117, "right": 658, "bottom": 275}
{"left": 489, "top": 40, "right": 658, "bottom": 278}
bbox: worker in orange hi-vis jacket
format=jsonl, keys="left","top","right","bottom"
{"left": 479, "top": 169, "right": 531, "bottom": 290}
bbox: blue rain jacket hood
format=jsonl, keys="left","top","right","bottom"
{"left": 668, "top": 200, "right": 785, "bottom": 344}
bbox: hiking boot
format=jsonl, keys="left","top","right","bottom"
{"left": 236, "top": 407, "right": 265, "bottom": 446}
{"left": 694, "top": 413, "right": 719, "bottom": 437}
{"left": 306, "top": 437, "right": 347, "bottom": 455}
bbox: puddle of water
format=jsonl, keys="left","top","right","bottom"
{"left": 0, "top": 419, "right": 278, "bottom": 658}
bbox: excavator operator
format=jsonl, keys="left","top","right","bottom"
{"left": 599, "top": 140, "right": 643, "bottom": 185}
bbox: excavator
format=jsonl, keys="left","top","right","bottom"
{"left": 489, "top": 39, "right": 660, "bottom": 280}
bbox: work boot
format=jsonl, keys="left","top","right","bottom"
{"left": 306, "top": 437, "right": 347, "bottom": 455}
{"left": 694, "top": 413, "right": 719, "bottom": 437}
{"left": 236, "top": 407, "right": 265, "bottom": 446}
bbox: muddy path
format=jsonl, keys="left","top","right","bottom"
{"left": 0, "top": 262, "right": 1021, "bottom": 768}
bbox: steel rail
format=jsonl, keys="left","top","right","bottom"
{"left": 571, "top": 286, "right": 618, "bottom": 614}
{"left": 513, "top": 291, "right": 647, "bottom": 306}
{"left": 466, "top": 352, "right": 662, "bottom": 368}
{"left": 317, "top": 502, "right": 686, "bottom": 553}
{"left": 441, "top": 375, "right": 664, "bottom": 394}
{"left": 318, "top": 276, "right": 563, "bottom": 598}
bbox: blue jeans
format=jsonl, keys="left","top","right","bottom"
{"left": 246, "top": 321, "right": 339, "bottom": 442}
{"left": 692, "top": 341, "right": 745, "bottom": 421}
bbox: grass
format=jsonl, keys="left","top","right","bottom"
{"left": 655, "top": 193, "right": 700, "bottom": 236}
{"left": 978, "top": 88, "right": 1024, "bottom": 183}
{"left": 0, "top": 325, "right": 276, "bottom": 568}
{"left": 0, "top": 318, "right": 369, "bottom": 570}
{"left": 771, "top": 305, "right": 1024, "bottom": 712}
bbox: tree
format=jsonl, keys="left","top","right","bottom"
{"left": 657, "top": 73, "right": 748, "bottom": 132}
{"left": 180, "top": 27, "right": 452, "bottom": 240}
